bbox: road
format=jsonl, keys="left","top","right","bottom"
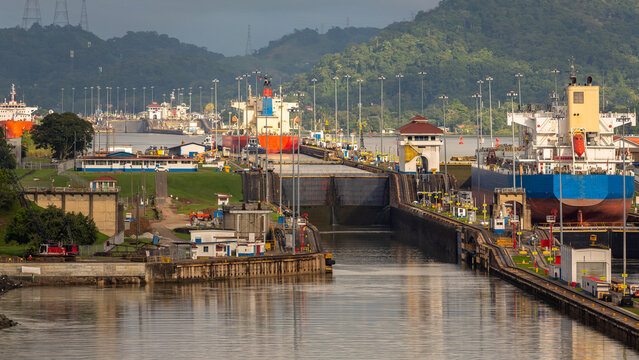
{"left": 150, "top": 172, "right": 188, "bottom": 243}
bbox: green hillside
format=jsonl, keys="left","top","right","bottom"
{"left": 0, "top": 25, "right": 378, "bottom": 112}
{"left": 290, "top": 0, "right": 639, "bottom": 132}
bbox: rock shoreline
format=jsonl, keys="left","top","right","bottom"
{"left": 0, "top": 275, "right": 20, "bottom": 329}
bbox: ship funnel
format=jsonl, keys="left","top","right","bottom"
{"left": 587, "top": 76, "right": 593, "bottom": 86}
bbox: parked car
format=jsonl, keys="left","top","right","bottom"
{"left": 155, "top": 165, "right": 169, "bottom": 172}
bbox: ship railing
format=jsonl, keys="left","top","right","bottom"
{"left": 537, "top": 222, "right": 639, "bottom": 231}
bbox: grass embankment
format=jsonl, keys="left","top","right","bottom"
{"left": 167, "top": 169, "right": 242, "bottom": 214}
{"left": 512, "top": 255, "right": 548, "bottom": 278}
{"left": 77, "top": 172, "right": 156, "bottom": 199}
{"left": 15, "top": 169, "right": 71, "bottom": 187}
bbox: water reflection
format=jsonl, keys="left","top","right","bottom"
{"left": 0, "top": 230, "right": 636, "bottom": 359}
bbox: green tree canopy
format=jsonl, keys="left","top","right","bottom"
{"left": 31, "top": 112, "right": 93, "bottom": 160}
{"left": 5, "top": 205, "right": 98, "bottom": 246}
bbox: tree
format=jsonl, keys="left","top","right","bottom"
{"left": 5, "top": 205, "right": 98, "bottom": 246}
{"left": 0, "top": 128, "right": 17, "bottom": 210}
{"left": 31, "top": 112, "right": 94, "bottom": 160}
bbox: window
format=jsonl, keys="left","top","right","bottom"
{"left": 573, "top": 91, "right": 584, "bottom": 104}
{"left": 203, "top": 246, "right": 209, "bottom": 253}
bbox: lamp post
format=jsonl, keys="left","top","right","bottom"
{"left": 396, "top": 73, "right": 404, "bottom": 128}
{"left": 116, "top": 86, "right": 120, "bottom": 115}
{"left": 344, "top": 74, "right": 351, "bottom": 138}
{"left": 486, "top": 76, "right": 494, "bottom": 147}
{"left": 71, "top": 87, "right": 75, "bottom": 113}
{"left": 96, "top": 86, "right": 100, "bottom": 114}
{"left": 90, "top": 86, "right": 94, "bottom": 116}
{"left": 236, "top": 76, "right": 242, "bottom": 158}
{"left": 199, "top": 86, "right": 203, "bottom": 113}
{"left": 333, "top": 76, "right": 339, "bottom": 142}
{"left": 418, "top": 71, "right": 426, "bottom": 115}
{"left": 142, "top": 86, "right": 146, "bottom": 111}
{"left": 477, "top": 79, "right": 484, "bottom": 146}
{"left": 289, "top": 107, "right": 300, "bottom": 253}
{"left": 515, "top": 73, "right": 523, "bottom": 109}
{"left": 472, "top": 92, "right": 481, "bottom": 206}
{"left": 507, "top": 90, "right": 519, "bottom": 245}
{"left": 132, "top": 88, "right": 136, "bottom": 116}
{"left": 151, "top": 86, "right": 154, "bottom": 103}
{"left": 213, "top": 79, "right": 219, "bottom": 145}
{"left": 189, "top": 88, "right": 192, "bottom": 116}
{"left": 84, "top": 87, "right": 87, "bottom": 116}
{"left": 378, "top": 75, "right": 385, "bottom": 155}
{"left": 61, "top": 88, "right": 64, "bottom": 112}
{"left": 439, "top": 95, "right": 448, "bottom": 194}
{"left": 357, "top": 79, "right": 364, "bottom": 149}
{"left": 311, "top": 78, "right": 317, "bottom": 132}
{"left": 279, "top": 84, "right": 283, "bottom": 214}
{"left": 124, "top": 88, "right": 128, "bottom": 115}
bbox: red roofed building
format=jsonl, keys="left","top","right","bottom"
{"left": 90, "top": 175, "right": 118, "bottom": 191}
{"left": 397, "top": 116, "right": 443, "bottom": 173}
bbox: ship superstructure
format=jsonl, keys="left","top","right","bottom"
{"left": 0, "top": 84, "right": 38, "bottom": 138}
{"left": 474, "top": 66, "right": 636, "bottom": 223}
{"left": 224, "top": 75, "right": 300, "bottom": 153}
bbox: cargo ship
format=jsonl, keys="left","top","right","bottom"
{"left": 0, "top": 84, "right": 38, "bottom": 139}
{"left": 222, "top": 75, "right": 299, "bottom": 153}
{"left": 473, "top": 65, "right": 635, "bottom": 224}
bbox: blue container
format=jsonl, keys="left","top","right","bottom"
{"left": 278, "top": 216, "right": 284, "bottom": 224}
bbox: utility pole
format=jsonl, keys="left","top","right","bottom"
{"left": 378, "top": 75, "right": 385, "bottom": 155}
{"left": 396, "top": 73, "right": 404, "bottom": 127}
{"left": 418, "top": 71, "right": 426, "bottom": 115}
{"left": 344, "top": 74, "right": 351, "bottom": 138}
{"left": 486, "top": 76, "right": 494, "bottom": 147}
{"left": 312, "top": 78, "right": 317, "bottom": 132}
{"left": 357, "top": 79, "right": 364, "bottom": 149}
{"left": 61, "top": 88, "right": 64, "bottom": 112}
{"left": 333, "top": 76, "right": 339, "bottom": 140}
{"left": 439, "top": 95, "right": 448, "bottom": 194}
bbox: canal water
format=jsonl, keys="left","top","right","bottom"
{"left": 0, "top": 228, "right": 636, "bottom": 359}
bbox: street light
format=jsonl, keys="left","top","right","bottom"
{"left": 71, "top": 87, "right": 75, "bottom": 113}
{"left": 199, "top": 85, "right": 203, "bottom": 113}
{"left": 143, "top": 86, "right": 146, "bottom": 110}
{"left": 288, "top": 107, "right": 301, "bottom": 253}
{"left": 439, "top": 94, "right": 448, "bottom": 194}
{"left": 378, "top": 75, "right": 385, "bottom": 155}
{"left": 486, "top": 76, "right": 494, "bottom": 147}
{"left": 357, "top": 79, "right": 364, "bottom": 149}
{"left": 132, "top": 88, "right": 136, "bottom": 115}
{"left": 344, "top": 74, "right": 352, "bottom": 138}
{"left": 116, "top": 86, "right": 120, "bottom": 114}
{"left": 61, "top": 88, "right": 64, "bottom": 112}
{"left": 311, "top": 78, "right": 317, "bottom": 132}
{"left": 151, "top": 86, "right": 154, "bottom": 103}
{"left": 396, "top": 73, "right": 404, "bottom": 128}
{"left": 124, "top": 88, "right": 127, "bottom": 114}
{"left": 84, "top": 87, "right": 87, "bottom": 116}
{"left": 90, "top": 86, "right": 94, "bottom": 116}
{"left": 333, "top": 76, "right": 339, "bottom": 140}
{"left": 472, "top": 92, "right": 481, "bottom": 206}
{"left": 477, "top": 79, "right": 484, "bottom": 146}
{"left": 515, "top": 73, "right": 523, "bottom": 109}
{"left": 507, "top": 90, "right": 518, "bottom": 244}
{"left": 418, "top": 71, "right": 427, "bottom": 115}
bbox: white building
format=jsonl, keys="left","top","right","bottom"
{"left": 560, "top": 245, "right": 611, "bottom": 284}
{"left": 190, "top": 229, "right": 236, "bottom": 243}
{"left": 397, "top": 115, "right": 443, "bottom": 173}
{"left": 168, "top": 142, "right": 206, "bottom": 157}
{"left": 192, "top": 241, "right": 238, "bottom": 258}
{"left": 147, "top": 102, "right": 163, "bottom": 120}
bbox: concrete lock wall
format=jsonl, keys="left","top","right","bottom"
{"left": 25, "top": 191, "right": 119, "bottom": 237}
{"left": 0, "top": 262, "right": 146, "bottom": 284}
{"left": 279, "top": 176, "right": 389, "bottom": 207}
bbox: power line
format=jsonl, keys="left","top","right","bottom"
{"left": 80, "top": 0, "right": 89, "bottom": 31}
{"left": 53, "top": 0, "right": 69, "bottom": 26}
{"left": 22, "top": 0, "right": 41, "bottom": 29}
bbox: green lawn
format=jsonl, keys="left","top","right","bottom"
{"left": 77, "top": 172, "right": 156, "bottom": 199}
{"left": 0, "top": 244, "right": 29, "bottom": 257}
{"left": 16, "top": 169, "right": 71, "bottom": 188}
{"left": 167, "top": 169, "right": 242, "bottom": 213}
{"left": 172, "top": 231, "right": 191, "bottom": 241}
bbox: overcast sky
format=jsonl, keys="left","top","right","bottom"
{"left": 1, "top": 0, "right": 440, "bottom": 56}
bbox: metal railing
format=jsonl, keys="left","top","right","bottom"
{"left": 23, "top": 186, "right": 120, "bottom": 193}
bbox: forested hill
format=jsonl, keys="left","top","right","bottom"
{"left": 0, "top": 25, "right": 378, "bottom": 110}
{"left": 291, "top": 0, "right": 639, "bottom": 133}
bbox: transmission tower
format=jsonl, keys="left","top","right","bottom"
{"left": 245, "top": 25, "right": 252, "bottom": 56}
{"left": 53, "top": 0, "right": 69, "bottom": 26}
{"left": 80, "top": 0, "right": 89, "bottom": 31}
{"left": 22, "top": 0, "right": 42, "bottom": 29}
